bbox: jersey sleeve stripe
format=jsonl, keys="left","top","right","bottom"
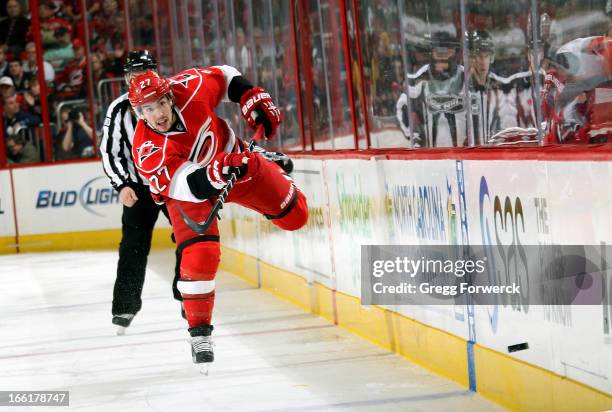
{"left": 168, "top": 161, "right": 208, "bottom": 203}
{"left": 211, "top": 65, "right": 242, "bottom": 102}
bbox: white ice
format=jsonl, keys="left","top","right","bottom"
{"left": 0, "top": 250, "right": 504, "bottom": 411}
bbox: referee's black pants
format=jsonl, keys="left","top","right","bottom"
{"left": 111, "top": 184, "right": 181, "bottom": 316}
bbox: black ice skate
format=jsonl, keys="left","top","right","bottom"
{"left": 189, "top": 325, "right": 214, "bottom": 364}
{"left": 252, "top": 144, "right": 294, "bottom": 175}
{"left": 112, "top": 314, "right": 135, "bottom": 335}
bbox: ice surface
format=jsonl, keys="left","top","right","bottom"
{"left": 0, "top": 250, "right": 503, "bottom": 411}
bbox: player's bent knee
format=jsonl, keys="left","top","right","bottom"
{"left": 272, "top": 191, "right": 308, "bottom": 231}
{"left": 180, "top": 241, "right": 221, "bottom": 280}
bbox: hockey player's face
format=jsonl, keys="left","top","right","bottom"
{"left": 141, "top": 96, "right": 174, "bottom": 132}
{"left": 471, "top": 51, "right": 491, "bottom": 76}
{"left": 432, "top": 47, "right": 455, "bottom": 73}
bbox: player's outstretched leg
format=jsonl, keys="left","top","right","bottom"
{"left": 265, "top": 187, "right": 308, "bottom": 231}
{"left": 229, "top": 151, "right": 308, "bottom": 232}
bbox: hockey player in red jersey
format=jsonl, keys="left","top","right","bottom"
{"left": 542, "top": 36, "right": 612, "bottom": 144}
{"left": 128, "top": 66, "right": 308, "bottom": 364}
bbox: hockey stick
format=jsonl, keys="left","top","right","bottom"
{"left": 179, "top": 126, "right": 264, "bottom": 235}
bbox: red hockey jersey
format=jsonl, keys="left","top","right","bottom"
{"left": 543, "top": 36, "right": 612, "bottom": 144}
{"left": 131, "top": 65, "right": 242, "bottom": 203}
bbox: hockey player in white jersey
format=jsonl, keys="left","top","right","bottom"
{"left": 396, "top": 31, "right": 468, "bottom": 148}
{"left": 467, "top": 30, "right": 504, "bottom": 145}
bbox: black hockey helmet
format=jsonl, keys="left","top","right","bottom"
{"left": 123, "top": 50, "right": 157, "bottom": 74}
{"left": 468, "top": 30, "right": 495, "bottom": 55}
{"left": 430, "top": 31, "right": 460, "bottom": 51}
{"left": 428, "top": 31, "right": 460, "bottom": 80}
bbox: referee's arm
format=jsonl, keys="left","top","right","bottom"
{"left": 100, "top": 95, "right": 133, "bottom": 193}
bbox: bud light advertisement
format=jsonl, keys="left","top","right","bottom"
{"left": 36, "top": 176, "right": 119, "bottom": 217}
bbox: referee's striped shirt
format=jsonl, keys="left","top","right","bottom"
{"left": 100, "top": 93, "right": 145, "bottom": 191}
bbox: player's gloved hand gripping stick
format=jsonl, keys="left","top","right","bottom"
{"left": 179, "top": 126, "right": 265, "bottom": 235}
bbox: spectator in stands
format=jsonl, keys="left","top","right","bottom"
{"left": 56, "top": 0, "right": 82, "bottom": 23}
{"left": 54, "top": 38, "right": 85, "bottom": 99}
{"left": 8, "top": 59, "right": 31, "bottom": 92}
{"left": 0, "top": 0, "right": 30, "bottom": 55}
{"left": 90, "top": 35, "right": 107, "bottom": 56}
{"left": 107, "top": 33, "right": 127, "bottom": 76}
{"left": 497, "top": 14, "right": 526, "bottom": 58}
{"left": 87, "top": 0, "right": 102, "bottom": 16}
{"left": 23, "top": 42, "right": 55, "bottom": 84}
{"left": 371, "top": 31, "right": 395, "bottom": 116}
{"left": 6, "top": 134, "right": 39, "bottom": 164}
{"left": 0, "top": 44, "right": 8, "bottom": 76}
{"left": 3, "top": 93, "right": 40, "bottom": 141}
{"left": 90, "top": 0, "right": 123, "bottom": 49}
{"left": 112, "top": 12, "right": 126, "bottom": 46}
{"left": 273, "top": 26, "right": 284, "bottom": 70}
{"left": 226, "top": 28, "right": 251, "bottom": 74}
{"left": 91, "top": 50, "right": 109, "bottom": 85}
{"left": 22, "top": 77, "right": 42, "bottom": 117}
{"left": 134, "top": 14, "right": 154, "bottom": 46}
{"left": 55, "top": 107, "right": 94, "bottom": 159}
{"left": 253, "top": 28, "right": 267, "bottom": 68}
{"left": 44, "top": 26, "right": 74, "bottom": 70}
{"left": 34, "top": 0, "right": 71, "bottom": 49}
{"left": 258, "top": 57, "right": 275, "bottom": 95}
{"left": 0, "top": 75, "right": 14, "bottom": 103}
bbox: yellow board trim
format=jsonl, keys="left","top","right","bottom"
{"left": 392, "top": 310, "right": 469, "bottom": 388}
{"left": 0, "top": 235, "right": 18, "bottom": 254}
{"left": 474, "top": 343, "right": 612, "bottom": 411}
{"left": 221, "top": 245, "right": 259, "bottom": 286}
{"left": 333, "top": 290, "right": 396, "bottom": 352}
{"left": 259, "top": 260, "right": 311, "bottom": 312}
{"left": 220, "top": 245, "right": 612, "bottom": 411}
{"left": 1, "top": 229, "right": 174, "bottom": 253}
{"left": 310, "top": 282, "right": 335, "bottom": 324}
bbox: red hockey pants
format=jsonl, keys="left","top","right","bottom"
{"left": 166, "top": 152, "right": 308, "bottom": 328}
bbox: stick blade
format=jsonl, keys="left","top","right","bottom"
{"left": 178, "top": 205, "right": 209, "bottom": 235}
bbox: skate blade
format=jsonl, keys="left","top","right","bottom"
{"left": 199, "top": 364, "right": 211, "bottom": 376}
{"left": 116, "top": 326, "right": 128, "bottom": 336}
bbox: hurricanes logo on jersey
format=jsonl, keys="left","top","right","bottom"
{"left": 137, "top": 141, "right": 162, "bottom": 165}
{"left": 190, "top": 117, "right": 217, "bottom": 166}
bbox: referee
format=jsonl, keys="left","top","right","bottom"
{"left": 100, "top": 50, "right": 180, "bottom": 331}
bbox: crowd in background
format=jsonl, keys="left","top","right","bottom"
{"left": 3, "top": 0, "right": 612, "bottom": 164}
{"left": 0, "top": 0, "right": 140, "bottom": 164}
